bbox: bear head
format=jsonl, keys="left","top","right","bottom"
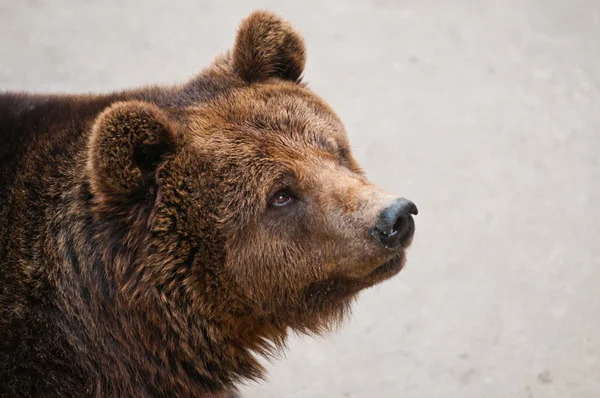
{"left": 86, "top": 10, "right": 417, "bottom": 380}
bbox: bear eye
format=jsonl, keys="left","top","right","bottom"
{"left": 269, "top": 190, "right": 295, "bottom": 207}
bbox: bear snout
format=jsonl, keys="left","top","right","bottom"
{"left": 370, "top": 198, "right": 418, "bottom": 249}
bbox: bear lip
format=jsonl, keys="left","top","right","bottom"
{"left": 368, "top": 251, "right": 406, "bottom": 281}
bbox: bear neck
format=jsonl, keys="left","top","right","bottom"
{"left": 53, "top": 181, "right": 282, "bottom": 396}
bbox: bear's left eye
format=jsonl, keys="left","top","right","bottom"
{"left": 269, "top": 191, "right": 294, "bottom": 207}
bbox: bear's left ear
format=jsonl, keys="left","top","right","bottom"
{"left": 87, "top": 101, "right": 180, "bottom": 201}
{"left": 232, "top": 10, "right": 306, "bottom": 83}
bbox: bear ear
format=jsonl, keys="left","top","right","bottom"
{"left": 232, "top": 10, "right": 306, "bottom": 83}
{"left": 88, "top": 101, "right": 179, "bottom": 200}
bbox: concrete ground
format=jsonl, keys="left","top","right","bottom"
{"left": 1, "top": 1, "right": 598, "bottom": 397}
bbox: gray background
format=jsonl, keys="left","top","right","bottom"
{"left": 1, "top": 0, "right": 598, "bottom": 397}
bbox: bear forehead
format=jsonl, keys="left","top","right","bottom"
{"left": 187, "top": 82, "right": 347, "bottom": 153}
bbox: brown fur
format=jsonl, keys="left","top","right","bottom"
{"left": 0, "top": 11, "right": 415, "bottom": 397}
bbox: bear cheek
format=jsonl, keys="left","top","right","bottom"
{"left": 223, "top": 226, "right": 318, "bottom": 310}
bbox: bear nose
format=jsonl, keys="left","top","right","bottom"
{"left": 371, "top": 198, "right": 418, "bottom": 248}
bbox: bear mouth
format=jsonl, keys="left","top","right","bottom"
{"left": 301, "top": 252, "right": 407, "bottom": 309}
{"left": 368, "top": 251, "right": 406, "bottom": 281}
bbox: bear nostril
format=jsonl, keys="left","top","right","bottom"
{"left": 392, "top": 216, "right": 406, "bottom": 236}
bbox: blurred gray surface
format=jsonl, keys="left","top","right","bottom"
{"left": 1, "top": 1, "right": 599, "bottom": 397}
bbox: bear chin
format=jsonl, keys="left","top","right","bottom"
{"left": 300, "top": 251, "right": 407, "bottom": 320}
{"left": 367, "top": 251, "right": 407, "bottom": 281}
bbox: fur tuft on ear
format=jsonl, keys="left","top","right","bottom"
{"left": 232, "top": 10, "right": 306, "bottom": 83}
{"left": 88, "top": 101, "right": 179, "bottom": 200}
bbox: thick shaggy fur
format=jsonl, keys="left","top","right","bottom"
{"left": 0, "top": 11, "right": 414, "bottom": 397}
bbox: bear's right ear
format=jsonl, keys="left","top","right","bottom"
{"left": 88, "top": 101, "right": 179, "bottom": 201}
{"left": 232, "top": 10, "right": 306, "bottom": 83}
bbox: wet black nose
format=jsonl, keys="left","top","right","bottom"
{"left": 371, "top": 198, "right": 418, "bottom": 248}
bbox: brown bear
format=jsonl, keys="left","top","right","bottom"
{"left": 0, "top": 10, "right": 417, "bottom": 398}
